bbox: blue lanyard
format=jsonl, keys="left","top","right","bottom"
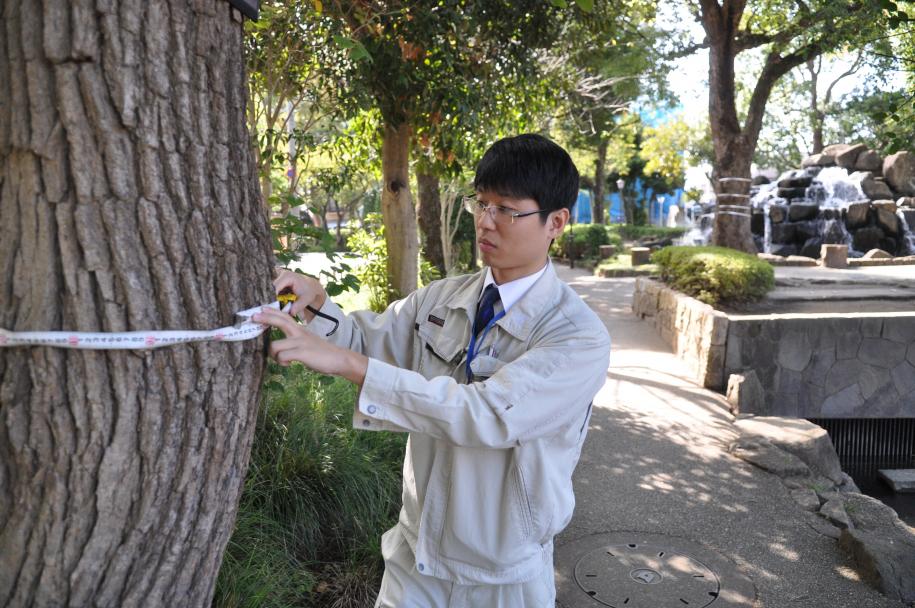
{"left": 465, "top": 310, "right": 506, "bottom": 382}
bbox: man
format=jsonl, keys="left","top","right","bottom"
{"left": 254, "top": 134, "right": 610, "bottom": 607}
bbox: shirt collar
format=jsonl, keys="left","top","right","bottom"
{"left": 481, "top": 262, "right": 549, "bottom": 313}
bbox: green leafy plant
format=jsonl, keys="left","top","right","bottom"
{"left": 652, "top": 246, "right": 774, "bottom": 306}
{"left": 551, "top": 223, "right": 611, "bottom": 261}
{"left": 346, "top": 213, "right": 395, "bottom": 313}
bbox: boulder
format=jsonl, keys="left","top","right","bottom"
{"left": 834, "top": 143, "right": 868, "bottom": 170}
{"left": 883, "top": 151, "right": 915, "bottom": 196}
{"left": 778, "top": 187, "right": 808, "bottom": 200}
{"left": 863, "top": 248, "right": 893, "bottom": 259}
{"left": 728, "top": 435, "right": 811, "bottom": 478}
{"left": 820, "top": 498, "right": 851, "bottom": 529}
{"left": 855, "top": 149, "right": 884, "bottom": 173}
{"left": 821, "top": 208, "right": 841, "bottom": 221}
{"left": 862, "top": 176, "right": 895, "bottom": 200}
{"left": 751, "top": 175, "right": 771, "bottom": 186}
{"left": 791, "top": 488, "right": 822, "bottom": 512}
{"left": 802, "top": 152, "right": 836, "bottom": 168}
{"left": 771, "top": 243, "right": 798, "bottom": 257}
{"left": 800, "top": 237, "right": 824, "bottom": 259}
{"left": 795, "top": 220, "right": 821, "bottom": 241}
{"left": 897, "top": 196, "right": 915, "bottom": 208}
{"left": 837, "top": 493, "right": 915, "bottom": 606}
{"left": 872, "top": 200, "right": 900, "bottom": 236}
{"left": 771, "top": 222, "right": 797, "bottom": 244}
{"left": 845, "top": 201, "right": 871, "bottom": 229}
{"left": 853, "top": 227, "right": 885, "bottom": 252}
{"left": 777, "top": 172, "right": 813, "bottom": 189}
{"left": 789, "top": 202, "right": 819, "bottom": 221}
{"left": 769, "top": 203, "right": 788, "bottom": 224}
{"left": 734, "top": 416, "right": 845, "bottom": 484}
{"left": 726, "top": 371, "right": 766, "bottom": 414}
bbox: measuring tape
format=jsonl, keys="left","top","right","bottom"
{"left": 0, "top": 301, "right": 284, "bottom": 350}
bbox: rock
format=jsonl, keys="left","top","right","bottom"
{"left": 726, "top": 371, "right": 766, "bottom": 414}
{"left": 853, "top": 227, "right": 886, "bottom": 253}
{"left": 750, "top": 210, "right": 765, "bottom": 236}
{"left": 791, "top": 488, "right": 822, "bottom": 512}
{"left": 878, "top": 469, "right": 915, "bottom": 492}
{"left": 800, "top": 237, "right": 824, "bottom": 259}
{"left": 630, "top": 247, "right": 651, "bottom": 266}
{"left": 771, "top": 244, "right": 798, "bottom": 257}
{"left": 777, "top": 172, "right": 813, "bottom": 189}
{"left": 778, "top": 187, "right": 808, "bottom": 200}
{"left": 873, "top": 200, "right": 900, "bottom": 236}
{"left": 769, "top": 204, "right": 788, "bottom": 224}
{"left": 822, "top": 219, "right": 848, "bottom": 244}
{"left": 821, "top": 244, "right": 848, "bottom": 268}
{"left": 794, "top": 220, "right": 820, "bottom": 241}
{"left": 897, "top": 196, "right": 915, "bottom": 208}
{"left": 789, "top": 202, "right": 819, "bottom": 221}
{"left": 862, "top": 176, "right": 896, "bottom": 200}
{"left": 845, "top": 201, "right": 871, "bottom": 229}
{"left": 837, "top": 493, "right": 915, "bottom": 605}
{"left": 820, "top": 498, "right": 851, "bottom": 528}
{"left": 785, "top": 255, "right": 818, "bottom": 266}
{"left": 855, "top": 150, "right": 884, "bottom": 173}
{"left": 878, "top": 237, "right": 899, "bottom": 256}
{"left": 802, "top": 152, "right": 836, "bottom": 168}
{"left": 728, "top": 435, "right": 812, "bottom": 478}
{"left": 752, "top": 175, "right": 771, "bottom": 186}
{"left": 598, "top": 244, "right": 616, "bottom": 259}
{"left": 863, "top": 248, "right": 893, "bottom": 259}
{"left": 883, "top": 151, "right": 915, "bottom": 196}
{"left": 771, "top": 222, "right": 797, "bottom": 244}
{"left": 821, "top": 208, "right": 841, "bottom": 221}
{"left": 734, "top": 416, "right": 845, "bottom": 484}
{"left": 834, "top": 143, "right": 868, "bottom": 170}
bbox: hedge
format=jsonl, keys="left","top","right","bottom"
{"left": 551, "top": 224, "right": 612, "bottom": 260}
{"left": 651, "top": 246, "right": 774, "bottom": 306}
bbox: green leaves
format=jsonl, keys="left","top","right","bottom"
{"left": 332, "top": 34, "right": 373, "bottom": 62}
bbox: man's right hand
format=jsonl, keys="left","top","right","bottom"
{"left": 272, "top": 269, "right": 327, "bottom": 321}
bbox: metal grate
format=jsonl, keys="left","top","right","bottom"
{"left": 807, "top": 418, "right": 915, "bottom": 478}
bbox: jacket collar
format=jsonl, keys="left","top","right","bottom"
{"left": 444, "top": 261, "right": 562, "bottom": 342}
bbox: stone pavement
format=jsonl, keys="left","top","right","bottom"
{"left": 553, "top": 263, "right": 907, "bottom": 608}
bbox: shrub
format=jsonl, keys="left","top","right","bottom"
{"left": 551, "top": 223, "right": 611, "bottom": 260}
{"left": 652, "top": 246, "right": 774, "bottom": 306}
{"left": 610, "top": 225, "right": 688, "bottom": 242}
{"left": 214, "top": 365, "right": 406, "bottom": 608}
{"left": 347, "top": 213, "right": 395, "bottom": 313}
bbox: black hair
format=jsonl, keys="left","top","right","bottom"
{"left": 472, "top": 133, "right": 579, "bottom": 223}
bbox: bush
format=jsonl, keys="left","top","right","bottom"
{"left": 214, "top": 365, "right": 406, "bottom": 608}
{"left": 347, "top": 213, "right": 395, "bottom": 313}
{"left": 551, "top": 223, "right": 611, "bottom": 260}
{"left": 652, "top": 246, "right": 774, "bottom": 306}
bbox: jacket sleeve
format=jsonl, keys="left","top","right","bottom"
{"left": 306, "top": 289, "right": 423, "bottom": 370}
{"left": 354, "top": 327, "right": 611, "bottom": 448}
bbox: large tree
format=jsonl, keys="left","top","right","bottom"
{"left": 0, "top": 2, "right": 273, "bottom": 606}
{"left": 690, "top": 0, "right": 891, "bottom": 252}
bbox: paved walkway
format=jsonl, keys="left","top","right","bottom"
{"left": 553, "top": 264, "right": 906, "bottom": 608}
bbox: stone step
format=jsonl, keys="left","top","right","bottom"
{"left": 878, "top": 469, "right": 915, "bottom": 493}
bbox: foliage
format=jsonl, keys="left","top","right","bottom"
{"left": 610, "top": 225, "right": 688, "bottom": 242}
{"left": 552, "top": 224, "right": 611, "bottom": 260}
{"left": 346, "top": 213, "right": 394, "bottom": 313}
{"left": 652, "top": 246, "right": 775, "bottom": 306}
{"left": 640, "top": 118, "right": 691, "bottom": 189}
{"left": 214, "top": 364, "right": 406, "bottom": 608}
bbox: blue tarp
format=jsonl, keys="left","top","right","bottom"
{"left": 571, "top": 184, "right": 685, "bottom": 225}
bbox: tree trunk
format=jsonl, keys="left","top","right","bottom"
{"left": 702, "top": 0, "right": 757, "bottom": 254}
{"left": 381, "top": 122, "right": 418, "bottom": 299}
{"left": 417, "top": 171, "right": 445, "bottom": 275}
{"left": 0, "top": 3, "right": 273, "bottom": 607}
{"left": 807, "top": 59, "right": 824, "bottom": 154}
{"left": 592, "top": 139, "right": 608, "bottom": 225}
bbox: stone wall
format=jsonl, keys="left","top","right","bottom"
{"left": 633, "top": 278, "right": 915, "bottom": 416}
{"left": 632, "top": 278, "right": 729, "bottom": 390}
{"left": 726, "top": 313, "right": 915, "bottom": 417}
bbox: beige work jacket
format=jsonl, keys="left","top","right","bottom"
{"left": 307, "top": 262, "right": 611, "bottom": 585}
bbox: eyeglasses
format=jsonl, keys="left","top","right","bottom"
{"left": 462, "top": 195, "right": 550, "bottom": 225}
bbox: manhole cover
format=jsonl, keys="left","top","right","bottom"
{"left": 556, "top": 532, "right": 756, "bottom": 608}
{"left": 573, "top": 542, "right": 720, "bottom": 607}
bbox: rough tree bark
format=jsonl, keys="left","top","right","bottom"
{"left": 381, "top": 121, "right": 418, "bottom": 299}
{"left": 0, "top": 2, "right": 273, "bottom": 607}
{"left": 416, "top": 170, "right": 445, "bottom": 276}
{"left": 592, "top": 139, "right": 607, "bottom": 225}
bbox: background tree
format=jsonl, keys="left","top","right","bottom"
{"left": 0, "top": 2, "right": 273, "bottom": 606}
{"left": 688, "top": 0, "right": 894, "bottom": 252}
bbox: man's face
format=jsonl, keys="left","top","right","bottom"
{"left": 474, "top": 191, "right": 569, "bottom": 283}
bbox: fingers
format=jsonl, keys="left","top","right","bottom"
{"left": 253, "top": 307, "right": 304, "bottom": 336}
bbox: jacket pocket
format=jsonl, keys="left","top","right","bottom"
{"left": 511, "top": 464, "right": 534, "bottom": 540}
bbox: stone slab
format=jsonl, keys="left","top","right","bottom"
{"left": 878, "top": 469, "right": 915, "bottom": 493}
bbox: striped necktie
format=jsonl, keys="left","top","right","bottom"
{"left": 474, "top": 284, "right": 501, "bottom": 338}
